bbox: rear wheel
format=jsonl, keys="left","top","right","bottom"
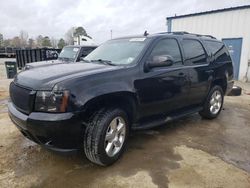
{"left": 199, "top": 86, "right": 224, "bottom": 119}
{"left": 228, "top": 86, "right": 242, "bottom": 96}
{"left": 84, "top": 108, "right": 129, "bottom": 166}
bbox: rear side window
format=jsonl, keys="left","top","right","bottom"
{"left": 149, "top": 38, "right": 182, "bottom": 66}
{"left": 204, "top": 40, "right": 231, "bottom": 62}
{"left": 182, "top": 39, "right": 207, "bottom": 65}
{"left": 205, "top": 41, "right": 223, "bottom": 55}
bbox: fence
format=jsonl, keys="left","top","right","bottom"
{"left": 16, "top": 48, "right": 61, "bottom": 69}
{"left": 0, "top": 47, "right": 20, "bottom": 57}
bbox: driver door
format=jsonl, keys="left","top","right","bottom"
{"left": 135, "top": 38, "right": 190, "bottom": 117}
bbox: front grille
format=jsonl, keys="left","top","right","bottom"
{"left": 10, "top": 82, "right": 34, "bottom": 114}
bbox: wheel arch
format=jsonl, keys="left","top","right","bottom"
{"left": 211, "top": 75, "right": 227, "bottom": 94}
{"left": 81, "top": 91, "right": 138, "bottom": 125}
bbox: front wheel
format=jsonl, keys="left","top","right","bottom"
{"left": 199, "top": 86, "right": 224, "bottom": 119}
{"left": 84, "top": 108, "right": 129, "bottom": 166}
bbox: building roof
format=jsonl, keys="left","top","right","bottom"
{"left": 167, "top": 4, "right": 250, "bottom": 20}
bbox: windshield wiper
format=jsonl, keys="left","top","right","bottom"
{"left": 80, "top": 58, "right": 91, "bottom": 63}
{"left": 58, "top": 57, "right": 71, "bottom": 61}
{"left": 90, "top": 59, "right": 117, "bottom": 66}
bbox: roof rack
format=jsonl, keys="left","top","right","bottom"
{"left": 157, "top": 31, "right": 216, "bottom": 39}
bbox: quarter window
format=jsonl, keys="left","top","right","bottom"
{"left": 182, "top": 39, "right": 207, "bottom": 64}
{"left": 205, "top": 41, "right": 224, "bottom": 55}
{"left": 204, "top": 40, "right": 230, "bottom": 62}
{"left": 149, "top": 39, "right": 182, "bottom": 66}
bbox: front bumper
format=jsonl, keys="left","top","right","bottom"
{"left": 8, "top": 102, "right": 83, "bottom": 152}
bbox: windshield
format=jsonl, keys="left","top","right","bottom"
{"left": 84, "top": 38, "right": 147, "bottom": 65}
{"left": 58, "top": 47, "right": 80, "bottom": 61}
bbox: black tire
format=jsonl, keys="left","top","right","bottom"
{"left": 199, "top": 85, "right": 224, "bottom": 119}
{"left": 228, "top": 86, "right": 242, "bottom": 96}
{"left": 84, "top": 108, "right": 129, "bottom": 166}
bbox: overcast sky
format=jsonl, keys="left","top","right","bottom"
{"left": 0, "top": 0, "right": 250, "bottom": 44}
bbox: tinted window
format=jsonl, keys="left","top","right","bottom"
{"left": 182, "top": 39, "right": 207, "bottom": 64}
{"left": 80, "top": 47, "right": 96, "bottom": 58}
{"left": 204, "top": 40, "right": 231, "bottom": 62}
{"left": 149, "top": 38, "right": 182, "bottom": 65}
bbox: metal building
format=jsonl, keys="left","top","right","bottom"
{"left": 167, "top": 5, "right": 250, "bottom": 81}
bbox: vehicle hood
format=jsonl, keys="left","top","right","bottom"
{"left": 15, "top": 62, "right": 119, "bottom": 90}
{"left": 25, "top": 60, "right": 65, "bottom": 69}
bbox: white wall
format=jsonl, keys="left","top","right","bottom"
{"left": 170, "top": 8, "right": 250, "bottom": 81}
{"left": 73, "top": 35, "right": 96, "bottom": 46}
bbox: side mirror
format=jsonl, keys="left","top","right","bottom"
{"left": 147, "top": 55, "right": 174, "bottom": 69}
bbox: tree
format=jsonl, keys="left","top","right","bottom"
{"left": 74, "top": 26, "right": 91, "bottom": 45}
{"left": 20, "top": 30, "right": 28, "bottom": 48}
{"left": 3, "top": 39, "right": 11, "bottom": 47}
{"left": 28, "top": 38, "right": 35, "bottom": 48}
{"left": 65, "top": 27, "right": 74, "bottom": 45}
{"left": 73, "top": 26, "right": 87, "bottom": 37}
{"left": 36, "top": 35, "right": 43, "bottom": 48}
{"left": 50, "top": 37, "right": 58, "bottom": 48}
{"left": 58, "top": 38, "right": 66, "bottom": 49}
{"left": 42, "top": 36, "right": 52, "bottom": 47}
{"left": 11, "top": 36, "right": 21, "bottom": 48}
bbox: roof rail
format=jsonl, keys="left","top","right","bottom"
{"left": 157, "top": 31, "right": 216, "bottom": 39}
{"left": 158, "top": 31, "right": 188, "bottom": 35}
{"left": 190, "top": 33, "right": 216, "bottom": 39}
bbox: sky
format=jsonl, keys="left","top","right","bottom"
{"left": 0, "top": 0, "right": 250, "bottom": 44}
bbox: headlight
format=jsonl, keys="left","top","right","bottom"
{"left": 35, "top": 90, "right": 70, "bottom": 112}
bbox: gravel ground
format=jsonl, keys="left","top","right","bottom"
{"left": 0, "top": 59, "right": 250, "bottom": 187}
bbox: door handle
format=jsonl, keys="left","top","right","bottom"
{"left": 178, "top": 72, "right": 188, "bottom": 81}
{"left": 205, "top": 70, "right": 214, "bottom": 74}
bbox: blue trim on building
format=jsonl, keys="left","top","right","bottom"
{"left": 167, "top": 19, "right": 172, "bottom": 32}
{"left": 166, "top": 5, "right": 250, "bottom": 20}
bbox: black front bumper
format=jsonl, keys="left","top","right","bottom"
{"left": 8, "top": 102, "right": 83, "bottom": 152}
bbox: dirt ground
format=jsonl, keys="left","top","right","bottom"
{"left": 0, "top": 58, "right": 250, "bottom": 187}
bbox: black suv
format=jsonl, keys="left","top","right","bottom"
{"left": 8, "top": 32, "right": 234, "bottom": 166}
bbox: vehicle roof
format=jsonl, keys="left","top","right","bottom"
{"left": 113, "top": 32, "right": 221, "bottom": 42}
{"left": 65, "top": 45, "right": 98, "bottom": 48}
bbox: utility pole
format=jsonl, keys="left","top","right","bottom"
{"left": 110, "top": 30, "right": 113, "bottom": 39}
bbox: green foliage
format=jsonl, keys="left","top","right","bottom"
{"left": 28, "top": 38, "right": 35, "bottom": 48}
{"left": 42, "top": 36, "right": 52, "bottom": 47}
{"left": 58, "top": 38, "right": 66, "bottom": 49}
{"left": 11, "top": 37, "right": 21, "bottom": 47}
{"left": 3, "top": 39, "right": 11, "bottom": 47}
{"left": 36, "top": 35, "right": 43, "bottom": 48}
{"left": 73, "top": 27, "right": 87, "bottom": 37}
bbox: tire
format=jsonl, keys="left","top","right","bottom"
{"left": 228, "top": 86, "right": 242, "bottom": 96}
{"left": 199, "top": 85, "right": 224, "bottom": 119}
{"left": 84, "top": 108, "right": 129, "bottom": 166}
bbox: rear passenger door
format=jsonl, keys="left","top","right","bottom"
{"left": 181, "top": 39, "right": 212, "bottom": 105}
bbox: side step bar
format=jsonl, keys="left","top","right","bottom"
{"left": 132, "top": 107, "right": 203, "bottom": 130}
